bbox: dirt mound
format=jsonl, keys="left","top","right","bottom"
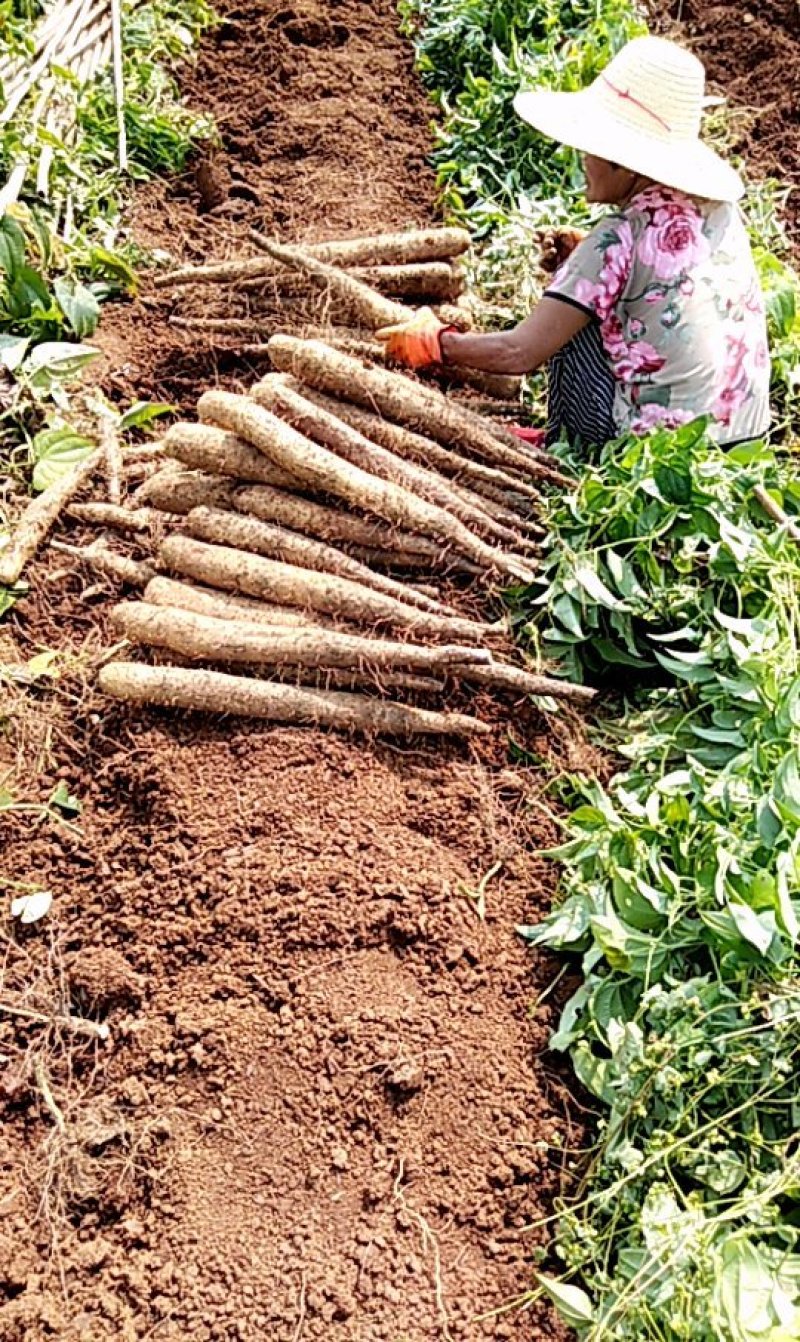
{"left": 1, "top": 707, "right": 574, "bottom": 1340}
{"left": 670, "top": 0, "right": 800, "bottom": 245}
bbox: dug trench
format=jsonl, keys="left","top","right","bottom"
{"left": 0, "top": 2, "right": 580, "bottom": 1339}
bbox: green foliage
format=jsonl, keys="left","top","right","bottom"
{"left": 77, "top": 0, "right": 217, "bottom": 182}
{"left": 0, "top": 0, "right": 215, "bottom": 262}
{"left": 521, "top": 421, "right": 797, "bottom": 680}
{"left": 404, "top": 0, "right": 800, "bottom": 1324}
{"left": 516, "top": 421, "right": 800, "bottom": 1335}
{"left": 401, "top": 0, "right": 644, "bottom": 220}
{"left": 755, "top": 248, "right": 800, "bottom": 433}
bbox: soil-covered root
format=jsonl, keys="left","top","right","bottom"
{"left": 112, "top": 602, "right": 492, "bottom": 673}
{"left": 252, "top": 375, "right": 522, "bottom": 548}
{"left": 185, "top": 506, "right": 455, "bottom": 616}
{"left": 0, "top": 447, "right": 103, "bottom": 586}
{"left": 347, "top": 545, "right": 483, "bottom": 577}
{"left": 162, "top": 422, "right": 298, "bottom": 487}
{"left": 68, "top": 502, "right": 154, "bottom": 533}
{"left": 136, "top": 469, "right": 236, "bottom": 515}
{"left": 98, "top": 662, "right": 490, "bottom": 738}
{"left": 51, "top": 539, "right": 156, "bottom": 588}
{"left": 159, "top": 534, "right": 498, "bottom": 642}
{"left": 294, "top": 387, "right": 538, "bottom": 506}
{"left": 232, "top": 484, "right": 447, "bottom": 561}
{"left": 449, "top": 660, "right": 597, "bottom": 705}
{"left": 144, "top": 575, "right": 330, "bottom": 628}
{"left": 266, "top": 336, "right": 565, "bottom": 482}
{"left": 306, "top": 669, "right": 445, "bottom": 693}
{"left": 196, "top": 390, "right": 536, "bottom": 583}
{"left": 250, "top": 225, "right": 470, "bottom": 268}
{"left": 257, "top": 262, "right": 463, "bottom": 304}
{"left": 155, "top": 227, "right": 471, "bottom": 290}
{"left": 252, "top": 237, "right": 411, "bottom": 330}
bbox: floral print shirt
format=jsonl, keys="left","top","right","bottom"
{"left": 546, "top": 185, "right": 771, "bottom": 443}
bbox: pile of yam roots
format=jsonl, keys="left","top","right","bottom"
{"left": 78, "top": 226, "right": 595, "bottom": 738}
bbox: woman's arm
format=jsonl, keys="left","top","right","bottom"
{"left": 440, "top": 296, "right": 591, "bottom": 375}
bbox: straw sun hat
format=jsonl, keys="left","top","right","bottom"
{"left": 514, "top": 35, "right": 744, "bottom": 203}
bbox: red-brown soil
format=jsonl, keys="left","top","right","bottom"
{"left": 0, "top": 2, "right": 580, "bottom": 1338}
{"left": 669, "top": 0, "right": 799, "bottom": 245}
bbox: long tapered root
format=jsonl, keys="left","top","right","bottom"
{"left": 159, "top": 534, "right": 499, "bottom": 642}
{"left": 197, "top": 389, "right": 536, "bottom": 584}
{"left": 112, "top": 601, "right": 492, "bottom": 672}
{"left": 99, "top": 662, "right": 490, "bottom": 738}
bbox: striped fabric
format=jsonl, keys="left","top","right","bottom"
{"left": 546, "top": 319, "right": 617, "bottom": 451}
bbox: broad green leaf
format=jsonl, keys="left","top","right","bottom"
{"left": 49, "top": 781, "right": 82, "bottom": 816}
{"left": 572, "top": 1041, "right": 614, "bottom": 1103}
{"left": 119, "top": 400, "right": 175, "bottom": 430}
{"left": 53, "top": 276, "right": 101, "bottom": 338}
{"left": 0, "top": 333, "right": 29, "bottom": 371}
{"left": 572, "top": 559, "right": 623, "bottom": 610}
{"left": 773, "top": 752, "right": 800, "bottom": 824}
{"left": 517, "top": 895, "right": 591, "bottom": 948}
{"left": 26, "top": 649, "right": 59, "bottom": 678}
{"left": 654, "top": 463, "right": 692, "bottom": 504}
{"left": 0, "top": 583, "right": 26, "bottom": 619}
{"left": 726, "top": 900, "right": 774, "bottom": 956}
{"left": 31, "top": 427, "right": 94, "bottom": 492}
{"left": 654, "top": 648, "right": 715, "bottom": 683}
{"left": 10, "top": 890, "right": 53, "bottom": 923}
{"left": 24, "top": 341, "right": 99, "bottom": 390}
{"left": 534, "top": 1274, "right": 594, "bottom": 1328}
{"left": 0, "top": 215, "right": 26, "bottom": 277}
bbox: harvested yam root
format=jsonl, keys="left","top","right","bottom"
{"left": 245, "top": 262, "right": 463, "bottom": 304}
{"left": 159, "top": 534, "right": 497, "bottom": 642}
{"left": 448, "top": 661, "right": 596, "bottom": 705}
{"left": 144, "top": 575, "right": 330, "bottom": 628}
{"left": 252, "top": 375, "right": 523, "bottom": 548}
{"left": 252, "top": 237, "right": 411, "bottom": 330}
{"left": 99, "top": 662, "right": 490, "bottom": 738}
{"left": 309, "top": 670, "right": 445, "bottom": 693}
{"left": 112, "top": 602, "right": 492, "bottom": 672}
{"left": 294, "top": 387, "right": 538, "bottom": 505}
{"left": 0, "top": 448, "right": 103, "bottom": 586}
{"left": 197, "top": 390, "right": 536, "bottom": 583}
{"left": 154, "top": 227, "right": 471, "bottom": 289}
{"left": 346, "top": 545, "right": 483, "bottom": 577}
{"left": 233, "top": 484, "right": 447, "bottom": 561}
{"left": 185, "top": 506, "right": 456, "bottom": 616}
{"left": 267, "top": 336, "right": 556, "bottom": 481}
{"left": 137, "top": 469, "right": 236, "bottom": 515}
{"left": 318, "top": 334, "right": 521, "bottom": 402}
{"left": 51, "top": 539, "right": 156, "bottom": 588}
{"left": 163, "top": 422, "right": 297, "bottom": 487}
{"left": 68, "top": 502, "right": 154, "bottom": 533}
{"left": 250, "top": 225, "right": 471, "bottom": 267}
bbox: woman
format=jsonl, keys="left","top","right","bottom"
{"left": 378, "top": 36, "right": 771, "bottom": 449}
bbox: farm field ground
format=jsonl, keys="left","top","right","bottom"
{"left": 0, "top": 1, "right": 798, "bottom": 1340}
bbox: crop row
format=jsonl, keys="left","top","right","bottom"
{"left": 401, "top": 0, "right": 800, "bottom": 1335}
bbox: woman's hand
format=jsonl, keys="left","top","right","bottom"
{"left": 537, "top": 227, "right": 587, "bottom": 274}
{"left": 375, "top": 307, "right": 448, "bottom": 368}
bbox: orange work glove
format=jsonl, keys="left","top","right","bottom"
{"left": 375, "top": 307, "right": 450, "bottom": 369}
